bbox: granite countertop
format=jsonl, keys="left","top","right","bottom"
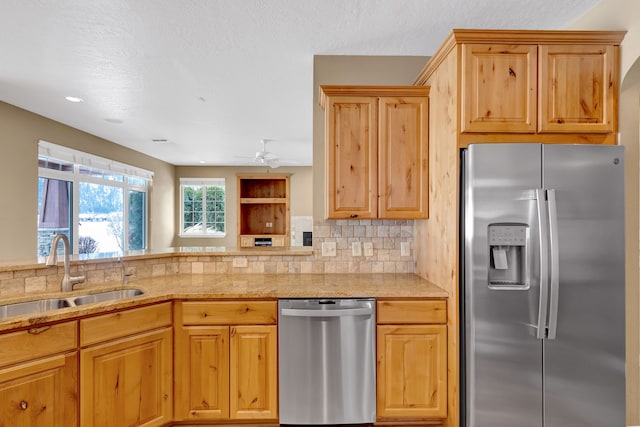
{"left": 0, "top": 273, "right": 447, "bottom": 332}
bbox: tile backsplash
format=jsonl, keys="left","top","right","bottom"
{"left": 0, "top": 219, "right": 415, "bottom": 298}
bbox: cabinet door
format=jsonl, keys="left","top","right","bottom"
{"left": 80, "top": 327, "right": 173, "bottom": 427}
{"left": 377, "top": 325, "right": 447, "bottom": 419}
{"left": 378, "top": 96, "right": 429, "bottom": 218}
{"left": 174, "top": 326, "right": 229, "bottom": 420}
{"left": 325, "top": 95, "right": 378, "bottom": 219}
{"left": 539, "top": 44, "right": 616, "bottom": 133}
{"left": 461, "top": 43, "right": 537, "bottom": 133}
{"left": 230, "top": 325, "right": 277, "bottom": 420}
{"left": 0, "top": 352, "right": 77, "bottom": 427}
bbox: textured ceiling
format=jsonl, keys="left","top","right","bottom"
{"left": 0, "top": 0, "right": 599, "bottom": 166}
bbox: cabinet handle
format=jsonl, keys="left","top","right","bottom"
{"left": 350, "top": 214, "right": 358, "bottom": 218}
{"left": 20, "top": 400, "right": 28, "bottom": 410}
{"left": 27, "top": 326, "right": 51, "bottom": 335}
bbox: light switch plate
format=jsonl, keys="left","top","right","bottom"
{"left": 352, "top": 241, "right": 362, "bottom": 257}
{"left": 363, "top": 242, "right": 374, "bottom": 257}
{"left": 233, "top": 257, "right": 248, "bottom": 268}
{"left": 322, "top": 241, "right": 337, "bottom": 257}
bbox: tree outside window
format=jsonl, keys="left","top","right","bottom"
{"left": 181, "top": 179, "right": 225, "bottom": 237}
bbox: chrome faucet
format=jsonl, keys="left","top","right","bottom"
{"left": 46, "top": 233, "right": 86, "bottom": 292}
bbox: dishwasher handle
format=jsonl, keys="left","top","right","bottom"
{"left": 281, "top": 307, "right": 373, "bottom": 318}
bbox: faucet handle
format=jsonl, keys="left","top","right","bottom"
{"left": 70, "top": 275, "right": 86, "bottom": 286}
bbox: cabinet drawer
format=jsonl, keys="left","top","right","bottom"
{"left": 0, "top": 321, "right": 77, "bottom": 367}
{"left": 80, "top": 302, "right": 172, "bottom": 346}
{"left": 377, "top": 300, "right": 447, "bottom": 324}
{"left": 181, "top": 301, "right": 277, "bottom": 325}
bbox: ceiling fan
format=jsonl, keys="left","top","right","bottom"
{"left": 254, "top": 139, "right": 280, "bottom": 167}
{"left": 237, "top": 139, "right": 297, "bottom": 168}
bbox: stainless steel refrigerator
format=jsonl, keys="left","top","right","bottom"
{"left": 461, "top": 143, "right": 625, "bottom": 427}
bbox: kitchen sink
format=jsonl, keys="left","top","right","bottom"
{"left": 0, "top": 298, "right": 73, "bottom": 319}
{"left": 72, "top": 289, "right": 144, "bottom": 306}
{"left": 0, "top": 288, "right": 145, "bottom": 319}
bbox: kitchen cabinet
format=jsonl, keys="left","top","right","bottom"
{"left": 415, "top": 29, "right": 626, "bottom": 147}
{"left": 174, "top": 300, "right": 278, "bottom": 421}
{"left": 0, "top": 322, "right": 78, "bottom": 427}
{"left": 320, "top": 86, "right": 429, "bottom": 219}
{"left": 376, "top": 300, "right": 447, "bottom": 420}
{"left": 79, "top": 303, "right": 173, "bottom": 427}
{"left": 462, "top": 41, "right": 617, "bottom": 135}
{"left": 237, "top": 174, "right": 290, "bottom": 248}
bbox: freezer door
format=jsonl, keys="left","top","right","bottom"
{"left": 463, "top": 144, "right": 543, "bottom": 427}
{"left": 542, "top": 145, "right": 626, "bottom": 427}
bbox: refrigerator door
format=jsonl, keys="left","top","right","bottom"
{"left": 463, "top": 144, "right": 543, "bottom": 427}
{"left": 542, "top": 145, "right": 626, "bottom": 427}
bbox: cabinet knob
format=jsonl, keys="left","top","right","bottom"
{"left": 20, "top": 400, "right": 28, "bottom": 410}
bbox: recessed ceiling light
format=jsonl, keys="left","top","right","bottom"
{"left": 65, "top": 96, "right": 84, "bottom": 103}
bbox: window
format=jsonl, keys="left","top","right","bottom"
{"left": 180, "top": 178, "right": 226, "bottom": 237}
{"left": 37, "top": 141, "right": 152, "bottom": 257}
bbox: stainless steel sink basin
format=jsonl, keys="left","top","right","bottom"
{"left": 73, "top": 289, "right": 144, "bottom": 306}
{"left": 0, "top": 298, "right": 72, "bottom": 319}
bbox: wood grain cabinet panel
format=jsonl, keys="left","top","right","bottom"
{"left": 324, "top": 95, "right": 379, "bottom": 219}
{"left": 230, "top": 325, "right": 278, "bottom": 420}
{"left": 377, "top": 325, "right": 447, "bottom": 419}
{"left": 80, "top": 327, "right": 173, "bottom": 427}
{"left": 174, "top": 326, "right": 229, "bottom": 420}
{"left": 461, "top": 43, "right": 537, "bottom": 133}
{"left": 538, "top": 44, "right": 616, "bottom": 133}
{"left": 0, "top": 352, "right": 78, "bottom": 427}
{"left": 321, "top": 86, "right": 429, "bottom": 219}
{"left": 378, "top": 96, "right": 429, "bottom": 218}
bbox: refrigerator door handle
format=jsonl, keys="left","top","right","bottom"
{"left": 536, "top": 189, "right": 550, "bottom": 339}
{"left": 546, "top": 189, "right": 560, "bottom": 339}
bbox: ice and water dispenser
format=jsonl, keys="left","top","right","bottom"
{"left": 488, "top": 224, "right": 529, "bottom": 289}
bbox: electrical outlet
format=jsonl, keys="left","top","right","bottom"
{"left": 352, "top": 241, "right": 362, "bottom": 257}
{"left": 232, "top": 257, "right": 248, "bottom": 268}
{"left": 363, "top": 242, "right": 374, "bottom": 257}
{"left": 266, "top": 222, "right": 273, "bottom": 228}
{"left": 401, "top": 241, "right": 411, "bottom": 257}
{"left": 322, "top": 241, "right": 337, "bottom": 257}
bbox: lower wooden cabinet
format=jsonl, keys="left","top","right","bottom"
{"left": 80, "top": 303, "right": 173, "bottom": 427}
{"left": 174, "top": 301, "right": 278, "bottom": 422}
{"left": 0, "top": 352, "right": 78, "bottom": 427}
{"left": 229, "top": 325, "right": 278, "bottom": 419}
{"left": 0, "top": 321, "right": 78, "bottom": 427}
{"left": 376, "top": 300, "right": 448, "bottom": 420}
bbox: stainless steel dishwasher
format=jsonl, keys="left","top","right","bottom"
{"left": 278, "top": 298, "right": 376, "bottom": 425}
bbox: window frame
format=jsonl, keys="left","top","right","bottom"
{"left": 179, "top": 178, "right": 226, "bottom": 238}
{"left": 38, "top": 141, "right": 152, "bottom": 255}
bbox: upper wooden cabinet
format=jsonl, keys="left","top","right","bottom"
{"left": 320, "top": 86, "right": 429, "bottom": 220}
{"left": 538, "top": 44, "right": 616, "bottom": 133}
{"left": 461, "top": 43, "right": 537, "bottom": 133}
{"left": 416, "top": 29, "right": 626, "bottom": 146}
